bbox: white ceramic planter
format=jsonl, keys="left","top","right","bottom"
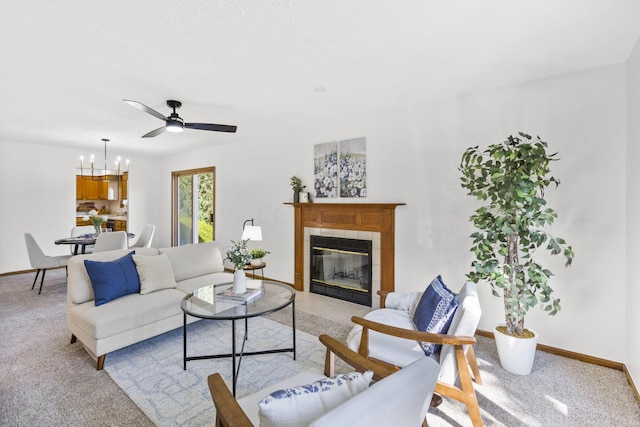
{"left": 250, "top": 258, "right": 263, "bottom": 266}
{"left": 494, "top": 325, "right": 538, "bottom": 375}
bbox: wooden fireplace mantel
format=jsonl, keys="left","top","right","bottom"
{"left": 285, "top": 202, "right": 405, "bottom": 292}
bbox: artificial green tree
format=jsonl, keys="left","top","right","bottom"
{"left": 459, "top": 132, "right": 574, "bottom": 337}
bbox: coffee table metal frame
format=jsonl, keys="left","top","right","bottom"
{"left": 181, "top": 280, "right": 296, "bottom": 396}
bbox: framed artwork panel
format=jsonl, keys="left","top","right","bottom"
{"left": 339, "top": 137, "right": 366, "bottom": 198}
{"left": 314, "top": 141, "right": 338, "bottom": 198}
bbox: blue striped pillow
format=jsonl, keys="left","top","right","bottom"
{"left": 412, "top": 275, "right": 459, "bottom": 356}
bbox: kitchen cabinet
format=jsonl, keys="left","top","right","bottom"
{"left": 76, "top": 176, "right": 85, "bottom": 200}
{"left": 84, "top": 179, "right": 97, "bottom": 199}
{"left": 76, "top": 217, "right": 126, "bottom": 231}
{"left": 85, "top": 178, "right": 107, "bottom": 200}
{"left": 76, "top": 176, "right": 108, "bottom": 200}
{"left": 98, "top": 180, "right": 109, "bottom": 199}
{"left": 120, "top": 172, "right": 128, "bottom": 200}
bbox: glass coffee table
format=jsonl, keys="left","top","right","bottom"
{"left": 181, "top": 280, "right": 296, "bottom": 396}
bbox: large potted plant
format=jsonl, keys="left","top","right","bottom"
{"left": 459, "top": 132, "right": 574, "bottom": 375}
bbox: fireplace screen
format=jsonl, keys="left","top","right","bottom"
{"left": 310, "top": 235, "right": 372, "bottom": 306}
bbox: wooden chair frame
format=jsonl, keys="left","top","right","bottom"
{"left": 347, "top": 315, "right": 484, "bottom": 427}
{"left": 208, "top": 334, "right": 412, "bottom": 427}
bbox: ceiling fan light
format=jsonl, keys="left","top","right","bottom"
{"left": 166, "top": 120, "right": 184, "bottom": 133}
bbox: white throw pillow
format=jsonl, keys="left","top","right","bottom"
{"left": 258, "top": 371, "right": 373, "bottom": 427}
{"left": 133, "top": 254, "right": 177, "bottom": 294}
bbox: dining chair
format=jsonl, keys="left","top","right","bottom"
{"left": 24, "top": 233, "right": 72, "bottom": 294}
{"left": 129, "top": 224, "right": 155, "bottom": 248}
{"left": 93, "top": 231, "right": 128, "bottom": 253}
{"left": 70, "top": 225, "right": 95, "bottom": 254}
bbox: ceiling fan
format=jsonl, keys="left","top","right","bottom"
{"left": 123, "top": 99, "right": 237, "bottom": 138}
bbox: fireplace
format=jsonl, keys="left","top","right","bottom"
{"left": 310, "top": 235, "right": 372, "bottom": 306}
{"left": 287, "top": 202, "right": 405, "bottom": 308}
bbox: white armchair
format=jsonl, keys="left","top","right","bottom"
{"left": 345, "top": 282, "right": 483, "bottom": 426}
{"left": 208, "top": 334, "right": 440, "bottom": 427}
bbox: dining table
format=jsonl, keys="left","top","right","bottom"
{"left": 55, "top": 233, "right": 135, "bottom": 255}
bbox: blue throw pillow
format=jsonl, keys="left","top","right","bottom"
{"left": 84, "top": 251, "right": 140, "bottom": 306}
{"left": 412, "top": 275, "right": 459, "bottom": 356}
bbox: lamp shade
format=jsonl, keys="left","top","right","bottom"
{"left": 241, "top": 225, "right": 262, "bottom": 241}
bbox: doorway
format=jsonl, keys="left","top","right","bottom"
{"left": 171, "top": 167, "right": 215, "bottom": 246}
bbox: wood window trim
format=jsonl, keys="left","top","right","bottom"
{"left": 171, "top": 167, "right": 216, "bottom": 246}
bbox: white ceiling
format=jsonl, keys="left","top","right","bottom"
{"left": 2, "top": 0, "right": 639, "bottom": 156}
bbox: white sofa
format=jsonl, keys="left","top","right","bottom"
{"left": 67, "top": 242, "right": 234, "bottom": 370}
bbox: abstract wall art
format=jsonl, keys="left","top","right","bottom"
{"left": 339, "top": 137, "right": 366, "bottom": 198}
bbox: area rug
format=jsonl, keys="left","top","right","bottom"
{"left": 103, "top": 316, "right": 326, "bottom": 427}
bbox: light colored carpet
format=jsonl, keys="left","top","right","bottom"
{"left": 103, "top": 316, "right": 326, "bottom": 426}
{"left": 0, "top": 268, "right": 153, "bottom": 427}
{"left": 430, "top": 336, "right": 640, "bottom": 426}
{"left": 2, "top": 268, "right": 640, "bottom": 426}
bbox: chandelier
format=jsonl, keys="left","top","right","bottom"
{"left": 78, "top": 138, "right": 129, "bottom": 181}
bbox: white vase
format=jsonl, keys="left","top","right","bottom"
{"left": 494, "top": 325, "right": 538, "bottom": 375}
{"left": 233, "top": 269, "right": 246, "bottom": 294}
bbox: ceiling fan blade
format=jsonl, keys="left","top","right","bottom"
{"left": 185, "top": 122, "right": 237, "bottom": 133}
{"left": 142, "top": 126, "right": 167, "bottom": 138}
{"left": 123, "top": 99, "right": 167, "bottom": 121}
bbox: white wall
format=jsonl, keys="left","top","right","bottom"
{"left": 0, "top": 61, "right": 631, "bottom": 366}
{"left": 626, "top": 36, "right": 640, "bottom": 388}
{"left": 157, "top": 63, "right": 628, "bottom": 362}
{"left": 126, "top": 156, "right": 164, "bottom": 246}
{"left": 0, "top": 141, "right": 162, "bottom": 273}
{"left": 0, "top": 141, "right": 77, "bottom": 271}
{"left": 408, "top": 66, "right": 628, "bottom": 363}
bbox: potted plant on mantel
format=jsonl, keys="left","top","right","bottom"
{"left": 459, "top": 132, "right": 574, "bottom": 375}
{"left": 290, "top": 176, "right": 306, "bottom": 203}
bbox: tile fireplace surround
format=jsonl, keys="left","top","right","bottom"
{"left": 286, "top": 202, "right": 405, "bottom": 308}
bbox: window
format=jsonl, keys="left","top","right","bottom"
{"left": 171, "top": 167, "right": 215, "bottom": 246}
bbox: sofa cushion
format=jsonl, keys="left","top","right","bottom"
{"left": 347, "top": 308, "right": 425, "bottom": 368}
{"left": 413, "top": 275, "right": 459, "bottom": 356}
{"left": 67, "top": 288, "right": 185, "bottom": 340}
{"left": 258, "top": 371, "right": 373, "bottom": 427}
{"left": 68, "top": 248, "right": 158, "bottom": 305}
{"left": 159, "top": 242, "right": 224, "bottom": 282}
{"left": 133, "top": 253, "right": 177, "bottom": 294}
{"left": 84, "top": 252, "right": 140, "bottom": 306}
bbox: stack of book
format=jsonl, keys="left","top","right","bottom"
{"left": 216, "top": 287, "right": 261, "bottom": 303}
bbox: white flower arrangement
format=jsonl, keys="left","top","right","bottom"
{"left": 82, "top": 209, "right": 107, "bottom": 234}
{"left": 225, "top": 239, "right": 252, "bottom": 270}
